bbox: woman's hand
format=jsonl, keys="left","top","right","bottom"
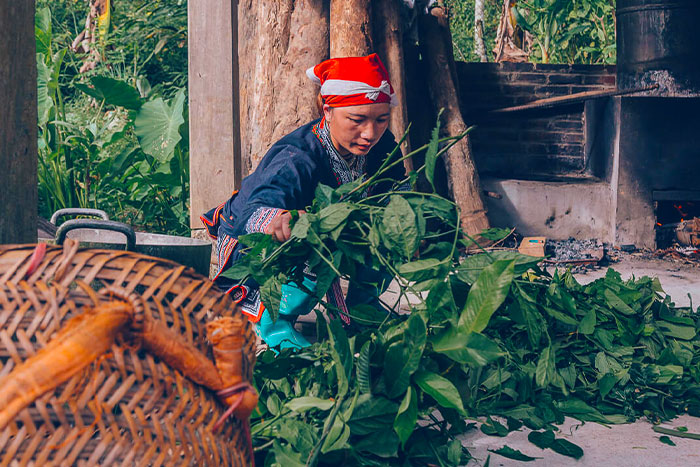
{"left": 265, "top": 210, "right": 305, "bottom": 242}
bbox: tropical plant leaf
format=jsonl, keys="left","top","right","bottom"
{"left": 285, "top": 397, "right": 335, "bottom": 413}
{"left": 425, "top": 108, "right": 443, "bottom": 190}
{"left": 381, "top": 195, "right": 419, "bottom": 259}
{"left": 393, "top": 387, "right": 418, "bottom": 446}
{"left": 75, "top": 76, "right": 143, "bottom": 110}
{"left": 550, "top": 438, "right": 584, "bottom": 459}
{"left": 134, "top": 89, "right": 185, "bottom": 162}
{"left": 413, "top": 370, "right": 465, "bottom": 415}
{"left": 489, "top": 446, "right": 540, "bottom": 461}
{"left": 384, "top": 313, "right": 427, "bottom": 398}
{"left": 459, "top": 259, "right": 515, "bottom": 333}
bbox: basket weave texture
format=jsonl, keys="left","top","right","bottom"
{"left": 0, "top": 243, "right": 256, "bottom": 466}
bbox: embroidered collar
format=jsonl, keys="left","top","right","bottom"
{"left": 312, "top": 119, "right": 366, "bottom": 187}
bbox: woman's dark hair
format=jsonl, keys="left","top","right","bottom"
{"left": 316, "top": 93, "right": 324, "bottom": 117}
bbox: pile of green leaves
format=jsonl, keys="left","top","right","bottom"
{"left": 224, "top": 123, "right": 700, "bottom": 466}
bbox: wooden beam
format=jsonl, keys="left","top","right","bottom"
{"left": 488, "top": 85, "right": 658, "bottom": 115}
{"left": 187, "top": 0, "right": 241, "bottom": 229}
{"left": 0, "top": 1, "right": 37, "bottom": 243}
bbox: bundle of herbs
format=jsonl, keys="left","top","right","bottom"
{"left": 223, "top": 122, "right": 700, "bottom": 466}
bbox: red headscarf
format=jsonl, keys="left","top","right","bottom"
{"left": 306, "top": 53, "right": 396, "bottom": 108}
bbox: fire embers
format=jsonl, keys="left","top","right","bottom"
{"left": 655, "top": 200, "right": 700, "bottom": 250}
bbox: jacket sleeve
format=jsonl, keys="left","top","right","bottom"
{"left": 232, "top": 145, "right": 319, "bottom": 236}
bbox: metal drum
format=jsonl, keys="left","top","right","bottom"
{"left": 617, "top": 0, "right": 700, "bottom": 96}
{"left": 46, "top": 209, "right": 212, "bottom": 276}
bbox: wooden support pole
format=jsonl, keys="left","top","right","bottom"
{"left": 187, "top": 0, "right": 240, "bottom": 228}
{"left": 330, "top": 0, "right": 373, "bottom": 58}
{"left": 238, "top": 0, "right": 329, "bottom": 173}
{"left": 0, "top": 2, "right": 37, "bottom": 243}
{"left": 373, "top": 0, "right": 412, "bottom": 170}
{"left": 418, "top": 3, "right": 491, "bottom": 237}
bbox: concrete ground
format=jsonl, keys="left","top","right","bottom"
{"left": 462, "top": 415, "right": 700, "bottom": 466}
{"left": 567, "top": 255, "right": 700, "bottom": 309}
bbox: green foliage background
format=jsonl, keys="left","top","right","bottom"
{"left": 447, "top": 0, "right": 616, "bottom": 64}
{"left": 36, "top": 0, "right": 190, "bottom": 235}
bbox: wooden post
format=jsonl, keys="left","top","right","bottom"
{"left": 418, "top": 3, "right": 491, "bottom": 237}
{"left": 238, "top": 0, "right": 329, "bottom": 173}
{"left": 373, "top": 0, "right": 412, "bottom": 170}
{"left": 0, "top": 2, "right": 37, "bottom": 244}
{"left": 187, "top": 0, "right": 240, "bottom": 229}
{"left": 330, "top": 0, "right": 373, "bottom": 57}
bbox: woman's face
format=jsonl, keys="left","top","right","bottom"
{"left": 323, "top": 103, "right": 391, "bottom": 157}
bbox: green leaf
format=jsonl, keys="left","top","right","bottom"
{"left": 271, "top": 440, "right": 306, "bottom": 467}
{"left": 384, "top": 313, "right": 427, "bottom": 398}
{"left": 349, "top": 304, "right": 389, "bottom": 326}
{"left": 457, "top": 251, "right": 539, "bottom": 285}
{"left": 659, "top": 436, "right": 676, "bottom": 446}
{"left": 480, "top": 417, "right": 509, "bottom": 437}
{"left": 425, "top": 109, "right": 443, "bottom": 190}
{"left": 598, "top": 373, "right": 617, "bottom": 398}
{"left": 603, "top": 288, "right": 635, "bottom": 315}
{"left": 134, "top": 89, "right": 185, "bottom": 162}
{"left": 285, "top": 397, "right": 335, "bottom": 413}
{"left": 36, "top": 55, "right": 53, "bottom": 127}
{"left": 550, "top": 438, "right": 584, "bottom": 459}
{"left": 431, "top": 329, "right": 504, "bottom": 366}
{"left": 348, "top": 395, "right": 398, "bottom": 435}
{"left": 413, "top": 370, "right": 465, "bottom": 415}
{"left": 398, "top": 258, "right": 445, "bottom": 282}
{"left": 381, "top": 196, "right": 419, "bottom": 259}
{"left": 354, "top": 430, "right": 400, "bottom": 458}
{"left": 458, "top": 259, "right": 515, "bottom": 334}
{"left": 489, "top": 446, "right": 540, "bottom": 461}
{"left": 327, "top": 318, "right": 352, "bottom": 397}
{"left": 479, "top": 228, "right": 512, "bottom": 242}
{"left": 290, "top": 214, "right": 311, "bottom": 240}
{"left": 75, "top": 76, "right": 143, "bottom": 110}
{"left": 318, "top": 203, "right": 355, "bottom": 232}
{"left": 35, "top": 7, "right": 52, "bottom": 56}
{"left": 528, "top": 430, "right": 555, "bottom": 449}
{"left": 535, "top": 345, "right": 557, "bottom": 388}
{"left": 277, "top": 419, "right": 318, "bottom": 458}
{"left": 321, "top": 415, "right": 351, "bottom": 454}
{"left": 260, "top": 274, "right": 283, "bottom": 323}
{"left": 394, "top": 386, "right": 418, "bottom": 446}
{"left": 579, "top": 308, "right": 596, "bottom": 334}
{"left": 657, "top": 321, "right": 696, "bottom": 340}
{"left": 357, "top": 340, "right": 372, "bottom": 394}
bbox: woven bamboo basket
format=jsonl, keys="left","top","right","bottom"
{"left": 0, "top": 242, "right": 257, "bottom": 466}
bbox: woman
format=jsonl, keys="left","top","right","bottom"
{"left": 202, "top": 53, "right": 406, "bottom": 349}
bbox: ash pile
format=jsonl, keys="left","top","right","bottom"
{"left": 544, "top": 238, "right": 606, "bottom": 272}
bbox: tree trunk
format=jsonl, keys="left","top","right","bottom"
{"left": 373, "top": 0, "right": 412, "bottom": 171}
{"left": 269, "top": 0, "right": 330, "bottom": 145}
{"left": 238, "top": 0, "right": 329, "bottom": 174}
{"left": 330, "top": 0, "right": 372, "bottom": 57}
{"left": 418, "top": 3, "right": 490, "bottom": 238}
{"left": 474, "top": 0, "right": 488, "bottom": 62}
{"left": 0, "top": 1, "right": 37, "bottom": 243}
